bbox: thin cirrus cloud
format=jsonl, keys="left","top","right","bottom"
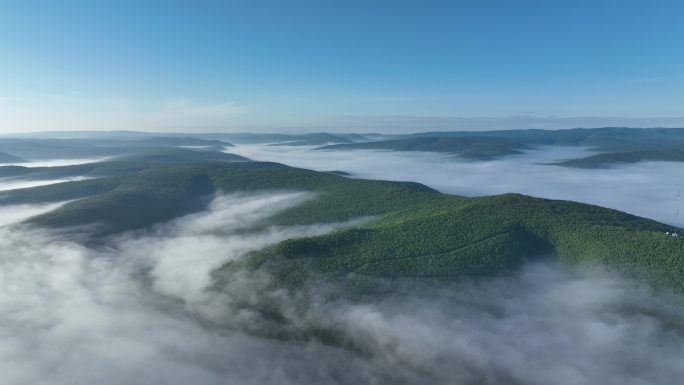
{"left": 0, "top": 96, "right": 245, "bottom": 133}
{"left": 3, "top": 94, "right": 684, "bottom": 134}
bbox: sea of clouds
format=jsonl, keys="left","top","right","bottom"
{"left": 0, "top": 191, "right": 683, "bottom": 385}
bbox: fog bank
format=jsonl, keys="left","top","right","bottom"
{"left": 3, "top": 157, "right": 110, "bottom": 168}
{"left": 0, "top": 176, "right": 91, "bottom": 192}
{"left": 0, "top": 193, "right": 683, "bottom": 384}
{"left": 0, "top": 202, "right": 67, "bottom": 227}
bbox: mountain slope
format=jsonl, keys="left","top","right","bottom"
{"left": 3, "top": 158, "right": 681, "bottom": 290}
{"left": 240, "top": 192, "right": 681, "bottom": 289}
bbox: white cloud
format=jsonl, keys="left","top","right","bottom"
{"left": 0, "top": 202, "right": 67, "bottom": 227}
{"left": 0, "top": 158, "right": 111, "bottom": 168}
{"left": 115, "top": 192, "right": 363, "bottom": 308}
{"left": 0, "top": 176, "right": 92, "bottom": 192}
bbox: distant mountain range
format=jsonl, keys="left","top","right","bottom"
{"left": 318, "top": 127, "right": 684, "bottom": 166}
{"left": 4, "top": 126, "right": 684, "bottom": 167}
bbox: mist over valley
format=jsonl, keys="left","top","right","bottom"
{"left": 2, "top": 1, "right": 684, "bottom": 382}
{"left": 0, "top": 128, "right": 681, "bottom": 384}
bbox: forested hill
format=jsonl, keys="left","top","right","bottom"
{"left": 1, "top": 154, "right": 681, "bottom": 290}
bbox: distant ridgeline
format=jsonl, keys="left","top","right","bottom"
{"left": 0, "top": 136, "right": 235, "bottom": 161}
{"left": 317, "top": 127, "right": 684, "bottom": 166}
{"left": 0, "top": 145, "right": 681, "bottom": 291}
{"left": 9, "top": 127, "right": 684, "bottom": 166}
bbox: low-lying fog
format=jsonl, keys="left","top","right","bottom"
{"left": 2, "top": 157, "right": 110, "bottom": 168}
{"left": 0, "top": 202, "right": 68, "bottom": 227}
{"left": 1, "top": 193, "right": 683, "bottom": 385}
{"left": 228, "top": 145, "right": 684, "bottom": 227}
{"left": 0, "top": 157, "right": 107, "bottom": 192}
{"left": 0, "top": 176, "right": 91, "bottom": 192}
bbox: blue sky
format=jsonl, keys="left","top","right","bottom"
{"left": 1, "top": 0, "right": 683, "bottom": 132}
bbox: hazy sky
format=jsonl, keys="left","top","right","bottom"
{"left": 1, "top": 0, "right": 683, "bottom": 132}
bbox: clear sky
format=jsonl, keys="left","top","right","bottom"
{"left": 1, "top": 0, "right": 683, "bottom": 133}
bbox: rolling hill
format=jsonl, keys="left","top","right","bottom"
{"left": 1, "top": 153, "right": 681, "bottom": 291}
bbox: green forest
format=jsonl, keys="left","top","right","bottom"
{"left": 2, "top": 153, "right": 681, "bottom": 291}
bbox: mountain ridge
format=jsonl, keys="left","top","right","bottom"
{"left": 0, "top": 153, "right": 679, "bottom": 290}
